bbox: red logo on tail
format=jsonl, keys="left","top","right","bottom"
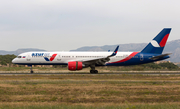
{"left": 159, "top": 34, "right": 169, "bottom": 47}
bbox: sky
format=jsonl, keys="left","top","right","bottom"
{"left": 0, "top": 0, "right": 180, "bottom": 51}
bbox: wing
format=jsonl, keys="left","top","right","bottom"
{"left": 80, "top": 45, "right": 119, "bottom": 66}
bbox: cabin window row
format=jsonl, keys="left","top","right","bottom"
{"left": 30, "top": 55, "right": 139, "bottom": 58}
{"left": 62, "top": 56, "right": 106, "bottom": 58}
{"left": 115, "top": 56, "right": 139, "bottom": 58}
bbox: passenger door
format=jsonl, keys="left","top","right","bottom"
{"left": 140, "top": 54, "right": 144, "bottom": 61}
{"left": 26, "top": 53, "right": 31, "bottom": 61}
{"left": 57, "top": 54, "right": 61, "bottom": 61}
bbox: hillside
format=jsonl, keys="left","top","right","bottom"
{"left": 0, "top": 48, "right": 46, "bottom": 55}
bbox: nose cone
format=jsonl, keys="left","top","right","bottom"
{"left": 12, "top": 58, "right": 17, "bottom": 64}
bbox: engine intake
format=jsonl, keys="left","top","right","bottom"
{"left": 68, "top": 61, "right": 83, "bottom": 71}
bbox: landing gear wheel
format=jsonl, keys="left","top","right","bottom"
{"left": 95, "top": 70, "right": 98, "bottom": 73}
{"left": 30, "top": 70, "right": 34, "bottom": 73}
{"left": 90, "top": 70, "right": 98, "bottom": 74}
{"left": 90, "top": 70, "right": 93, "bottom": 73}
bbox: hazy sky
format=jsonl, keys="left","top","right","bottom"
{"left": 0, "top": 0, "right": 180, "bottom": 51}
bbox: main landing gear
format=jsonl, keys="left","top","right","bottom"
{"left": 90, "top": 65, "right": 98, "bottom": 74}
{"left": 90, "top": 70, "right": 98, "bottom": 74}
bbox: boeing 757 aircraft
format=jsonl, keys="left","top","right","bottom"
{"left": 12, "top": 28, "right": 172, "bottom": 73}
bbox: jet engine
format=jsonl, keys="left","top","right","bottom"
{"left": 68, "top": 61, "right": 83, "bottom": 71}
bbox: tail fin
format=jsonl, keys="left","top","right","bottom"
{"left": 141, "top": 28, "right": 171, "bottom": 54}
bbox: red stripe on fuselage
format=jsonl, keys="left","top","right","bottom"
{"left": 50, "top": 54, "right": 57, "bottom": 61}
{"left": 159, "top": 34, "right": 169, "bottom": 47}
{"left": 110, "top": 52, "right": 139, "bottom": 64}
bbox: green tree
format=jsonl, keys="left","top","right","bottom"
{"left": 0, "top": 54, "right": 17, "bottom": 66}
{"left": 159, "top": 62, "right": 179, "bottom": 70}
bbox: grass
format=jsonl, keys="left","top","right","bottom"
{"left": 0, "top": 74, "right": 180, "bottom": 108}
{"left": 0, "top": 103, "right": 180, "bottom": 109}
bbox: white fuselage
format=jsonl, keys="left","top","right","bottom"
{"left": 12, "top": 51, "right": 134, "bottom": 65}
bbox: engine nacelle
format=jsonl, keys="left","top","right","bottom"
{"left": 68, "top": 61, "right": 83, "bottom": 71}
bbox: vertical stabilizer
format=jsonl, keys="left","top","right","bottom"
{"left": 141, "top": 28, "right": 171, "bottom": 54}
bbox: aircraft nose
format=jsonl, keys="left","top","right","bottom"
{"left": 12, "top": 58, "right": 17, "bottom": 64}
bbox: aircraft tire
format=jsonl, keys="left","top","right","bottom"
{"left": 30, "top": 71, "right": 34, "bottom": 73}
{"left": 90, "top": 70, "right": 98, "bottom": 74}
{"left": 90, "top": 70, "right": 94, "bottom": 74}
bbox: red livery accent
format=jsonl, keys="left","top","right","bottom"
{"left": 159, "top": 34, "right": 169, "bottom": 47}
{"left": 50, "top": 54, "right": 57, "bottom": 61}
{"left": 110, "top": 52, "right": 139, "bottom": 64}
{"left": 68, "top": 61, "right": 83, "bottom": 71}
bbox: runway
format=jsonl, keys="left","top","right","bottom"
{"left": 0, "top": 71, "right": 180, "bottom": 75}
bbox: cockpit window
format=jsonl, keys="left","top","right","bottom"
{"left": 17, "top": 56, "right": 22, "bottom": 58}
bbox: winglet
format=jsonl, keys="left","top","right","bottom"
{"left": 109, "top": 45, "right": 119, "bottom": 57}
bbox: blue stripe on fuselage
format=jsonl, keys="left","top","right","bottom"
{"left": 106, "top": 53, "right": 170, "bottom": 66}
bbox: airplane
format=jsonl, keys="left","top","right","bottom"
{"left": 12, "top": 28, "right": 172, "bottom": 74}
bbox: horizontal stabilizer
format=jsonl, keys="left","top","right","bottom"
{"left": 150, "top": 53, "right": 172, "bottom": 60}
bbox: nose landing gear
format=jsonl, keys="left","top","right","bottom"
{"left": 28, "top": 65, "right": 34, "bottom": 73}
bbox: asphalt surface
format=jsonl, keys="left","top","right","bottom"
{"left": 0, "top": 71, "right": 180, "bottom": 75}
